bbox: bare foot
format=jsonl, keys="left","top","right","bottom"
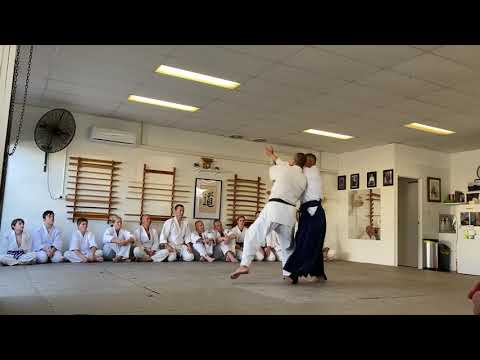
{"left": 206, "top": 255, "right": 215, "bottom": 263}
{"left": 230, "top": 266, "right": 249, "bottom": 279}
{"left": 473, "top": 292, "right": 480, "bottom": 315}
{"left": 96, "top": 257, "right": 104, "bottom": 262}
{"left": 200, "top": 257, "right": 206, "bottom": 262}
{"left": 113, "top": 256, "right": 121, "bottom": 263}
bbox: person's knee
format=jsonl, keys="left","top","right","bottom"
{"left": 255, "top": 252, "right": 264, "bottom": 261}
{"left": 51, "top": 252, "right": 64, "bottom": 263}
{"left": 167, "top": 252, "right": 177, "bottom": 262}
{"left": 183, "top": 253, "right": 194, "bottom": 262}
{"left": 133, "top": 247, "right": 145, "bottom": 259}
{"left": 36, "top": 251, "right": 48, "bottom": 264}
{"left": 266, "top": 252, "right": 276, "bottom": 262}
{"left": 95, "top": 249, "right": 103, "bottom": 258}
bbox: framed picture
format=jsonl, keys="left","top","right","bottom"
{"left": 338, "top": 175, "right": 346, "bottom": 190}
{"left": 383, "top": 169, "right": 394, "bottom": 186}
{"left": 367, "top": 171, "right": 377, "bottom": 188}
{"left": 427, "top": 177, "right": 441, "bottom": 202}
{"left": 350, "top": 173, "right": 359, "bottom": 189}
{"left": 193, "top": 178, "right": 223, "bottom": 220}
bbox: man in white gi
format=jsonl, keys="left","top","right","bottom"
{"left": 64, "top": 217, "right": 104, "bottom": 263}
{"left": 133, "top": 214, "right": 170, "bottom": 262}
{"left": 0, "top": 218, "right": 36, "bottom": 266}
{"left": 102, "top": 215, "right": 135, "bottom": 262}
{"left": 230, "top": 215, "right": 248, "bottom": 260}
{"left": 190, "top": 220, "right": 215, "bottom": 262}
{"left": 32, "top": 210, "right": 64, "bottom": 264}
{"left": 212, "top": 219, "right": 237, "bottom": 263}
{"left": 230, "top": 147, "right": 307, "bottom": 283}
{"left": 158, "top": 204, "right": 194, "bottom": 262}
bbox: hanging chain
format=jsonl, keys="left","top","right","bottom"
{"left": 7, "top": 45, "right": 33, "bottom": 156}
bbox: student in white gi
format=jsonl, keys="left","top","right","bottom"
{"left": 212, "top": 219, "right": 237, "bottom": 263}
{"left": 0, "top": 218, "right": 36, "bottom": 266}
{"left": 133, "top": 214, "right": 169, "bottom": 262}
{"left": 230, "top": 215, "right": 248, "bottom": 261}
{"left": 158, "top": 204, "right": 194, "bottom": 262}
{"left": 265, "top": 230, "right": 282, "bottom": 262}
{"left": 251, "top": 210, "right": 277, "bottom": 262}
{"left": 190, "top": 220, "right": 215, "bottom": 263}
{"left": 64, "top": 218, "right": 104, "bottom": 263}
{"left": 32, "top": 210, "right": 64, "bottom": 264}
{"left": 230, "top": 147, "right": 307, "bottom": 283}
{"left": 102, "top": 215, "right": 135, "bottom": 262}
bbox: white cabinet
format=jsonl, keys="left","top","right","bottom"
{"left": 456, "top": 204, "right": 480, "bottom": 275}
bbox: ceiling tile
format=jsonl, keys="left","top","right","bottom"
{"left": 218, "top": 45, "right": 305, "bottom": 61}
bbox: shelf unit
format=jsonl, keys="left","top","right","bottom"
{"left": 66, "top": 156, "right": 121, "bottom": 222}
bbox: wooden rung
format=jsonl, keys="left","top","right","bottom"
{"left": 69, "top": 162, "right": 120, "bottom": 170}
{"left": 227, "top": 184, "right": 266, "bottom": 190}
{"left": 66, "top": 194, "right": 118, "bottom": 199}
{"left": 228, "top": 179, "right": 265, "bottom": 185}
{"left": 127, "top": 191, "right": 189, "bottom": 198}
{"left": 227, "top": 195, "right": 266, "bottom": 200}
{"left": 145, "top": 169, "right": 175, "bottom": 175}
{"left": 68, "top": 176, "right": 119, "bottom": 182}
{"left": 67, "top": 187, "right": 118, "bottom": 193}
{"left": 68, "top": 211, "right": 110, "bottom": 216}
{"left": 68, "top": 169, "right": 120, "bottom": 176}
{"left": 67, "top": 181, "right": 118, "bottom": 187}
{"left": 67, "top": 205, "right": 118, "bottom": 210}
{"left": 70, "top": 157, "right": 122, "bottom": 164}
{"left": 128, "top": 186, "right": 190, "bottom": 193}
{"left": 227, "top": 189, "right": 267, "bottom": 194}
{"left": 66, "top": 198, "right": 119, "bottom": 204}
{"left": 227, "top": 199, "right": 265, "bottom": 204}
{"left": 124, "top": 213, "right": 173, "bottom": 222}
{"left": 129, "top": 181, "right": 189, "bottom": 187}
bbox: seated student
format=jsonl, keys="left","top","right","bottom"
{"left": 158, "top": 204, "right": 194, "bottom": 262}
{"left": 212, "top": 219, "right": 237, "bottom": 263}
{"left": 133, "top": 214, "right": 169, "bottom": 262}
{"left": 0, "top": 218, "right": 36, "bottom": 266}
{"left": 190, "top": 220, "right": 215, "bottom": 263}
{"left": 64, "top": 218, "right": 104, "bottom": 263}
{"left": 230, "top": 215, "right": 248, "bottom": 261}
{"left": 102, "top": 215, "right": 135, "bottom": 263}
{"left": 32, "top": 210, "right": 64, "bottom": 264}
{"left": 265, "top": 229, "right": 282, "bottom": 262}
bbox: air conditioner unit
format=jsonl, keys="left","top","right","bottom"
{"left": 89, "top": 126, "right": 137, "bottom": 146}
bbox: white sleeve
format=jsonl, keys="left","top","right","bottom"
{"left": 151, "top": 229, "right": 160, "bottom": 251}
{"left": 122, "top": 229, "right": 133, "bottom": 240}
{"left": 22, "top": 232, "right": 33, "bottom": 252}
{"left": 275, "top": 157, "right": 289, "bottom": 166}
{"left": 159, "top": 220, "right": 170, "bottom": 244}
{"left": 31, "top": 228, "right": 45, "bottom": 252}
{"left": 53, "top": 228, "right": 63, "bottom": 251}
{"left": 184, "top": 223, "right": 192, "bottom": 244}
{"left": 69, "top": 231, "right": 81, "bottom": 251}
{"left": 133, "top": 228, "right": 141, "bottom": 243}
{"left": 87, "top": 232, "right": 98, "bottom": 249}
{"left": 102, "top": 228, "right": 115, "bottom": 244}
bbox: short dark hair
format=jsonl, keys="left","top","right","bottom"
{"left": 194, "top": 220, "right": 204, "bottom": 227}
{"left": 213, "top": 219, "right": 222, "bottom": 226}
{"left": 76, "top": 217, "right": 88, "bottom": 226}
{"left": 294, "top": 153, "right": 306, "bottom": 168}
{"left": 140, "top": 214, "right": 150, "bottom": 224}
{"left": 306, "top": 153, "right": 317, "bottom": 165}
{"left": 174, "top": 204, "right": 184, "bottom": 210}
{"left": 42, "top": 210, "right": 54, "bottom": 220}
{"left": 11, "top": 218, "right": 24, "bottom": 229}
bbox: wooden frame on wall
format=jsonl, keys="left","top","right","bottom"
{"left": 427, "top": 177, "right": 441, "bottom": 202}
{"left": 383, "top": 169, "right": 394, "bottom": 186}
{"left": 367, "top": 171, "right": 377, "bottom": 188}
{"left": 350, "top": 173, "right": 359, "bottom": 189}
{"left": 338, "top": 175, "right": 346, "bottom": 190}
{"left": 194, "top": 178, "right": 223, "bottom": 220}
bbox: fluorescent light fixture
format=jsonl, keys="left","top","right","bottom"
{"left": 128, "top": 95, "right": 199, "bottom": 112}
{"left": 304, "top": 129, "right": 354, "bottom": 140}
{"left": 404, "top": 122, "right": 455, "bottom": 135}
{"left": 155, "top": 65, "right": 240, "bottom": 89}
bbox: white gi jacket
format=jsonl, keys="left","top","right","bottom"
{"left": 133, "top": 226, "right": 159, "bottom": 251}
{"left": 103, "top": 227, "right": 133, "bottom": 244}
{"left": 69, "top": 230, "right": 98, "bottom": 255}
{"left": 32, "top": 224, "right": 63, "bottom": 252}
{"left": 3, "top": 230, "right": 33, "bottom": 252}
{"left": 159, "top": 217, "right": 192, "bottom": 248}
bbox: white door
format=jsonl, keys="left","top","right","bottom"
{"left": 398, "top": 178, "right": 419, "bottom": 267}
{"left": 457, "top": 205, "right": 480, "bottom": 275}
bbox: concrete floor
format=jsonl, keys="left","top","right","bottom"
{"left": 0, "top": 260, "right": 477, "bottom": 314}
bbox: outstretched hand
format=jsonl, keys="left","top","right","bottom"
{"left": 264, "top": 145, "right": 274, "bottom": 157}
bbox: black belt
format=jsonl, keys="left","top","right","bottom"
{"left": 268, "top": 198, "right": 295, "bottom": 207}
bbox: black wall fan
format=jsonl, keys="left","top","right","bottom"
{"left": 34, "top": 108, "right": 76, "bottom": 172}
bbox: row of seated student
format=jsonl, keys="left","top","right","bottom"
{"left": 0, "top": 205, "right": 282, "bottom": 266}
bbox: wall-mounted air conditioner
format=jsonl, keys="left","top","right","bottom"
{"left": 89, "top": 126, "right": 137, "bottom": 146}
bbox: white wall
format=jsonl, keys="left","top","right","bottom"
{"left": 336, "top": 144, "right": 396, "bottom": 266}
{"left": 0, "top": 104, "right": 338, "bottom": 253}
{"left": 449, "top": 149, "right": 480, "bottom": 195}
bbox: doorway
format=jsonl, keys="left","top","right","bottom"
{"left": 398, "top": 177, "right": 419, "bottom": 268}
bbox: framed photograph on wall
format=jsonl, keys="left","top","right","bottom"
{"left": 194, "top": 178, "right": 223, "bottom": 220}
{"left": 427, "top": 177, "right": 441, "bottom": 202}
{"left": 383, "top": 169, "right": 394, "bottom": 186}
{"left": 350, "top": 173, "right": 359, "bottom": 189}
{"left": 338, "top": 175, "right": 346, "bottom": 190}
{"left": 367, "top": 171, "right": 377, "bottom": 188}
